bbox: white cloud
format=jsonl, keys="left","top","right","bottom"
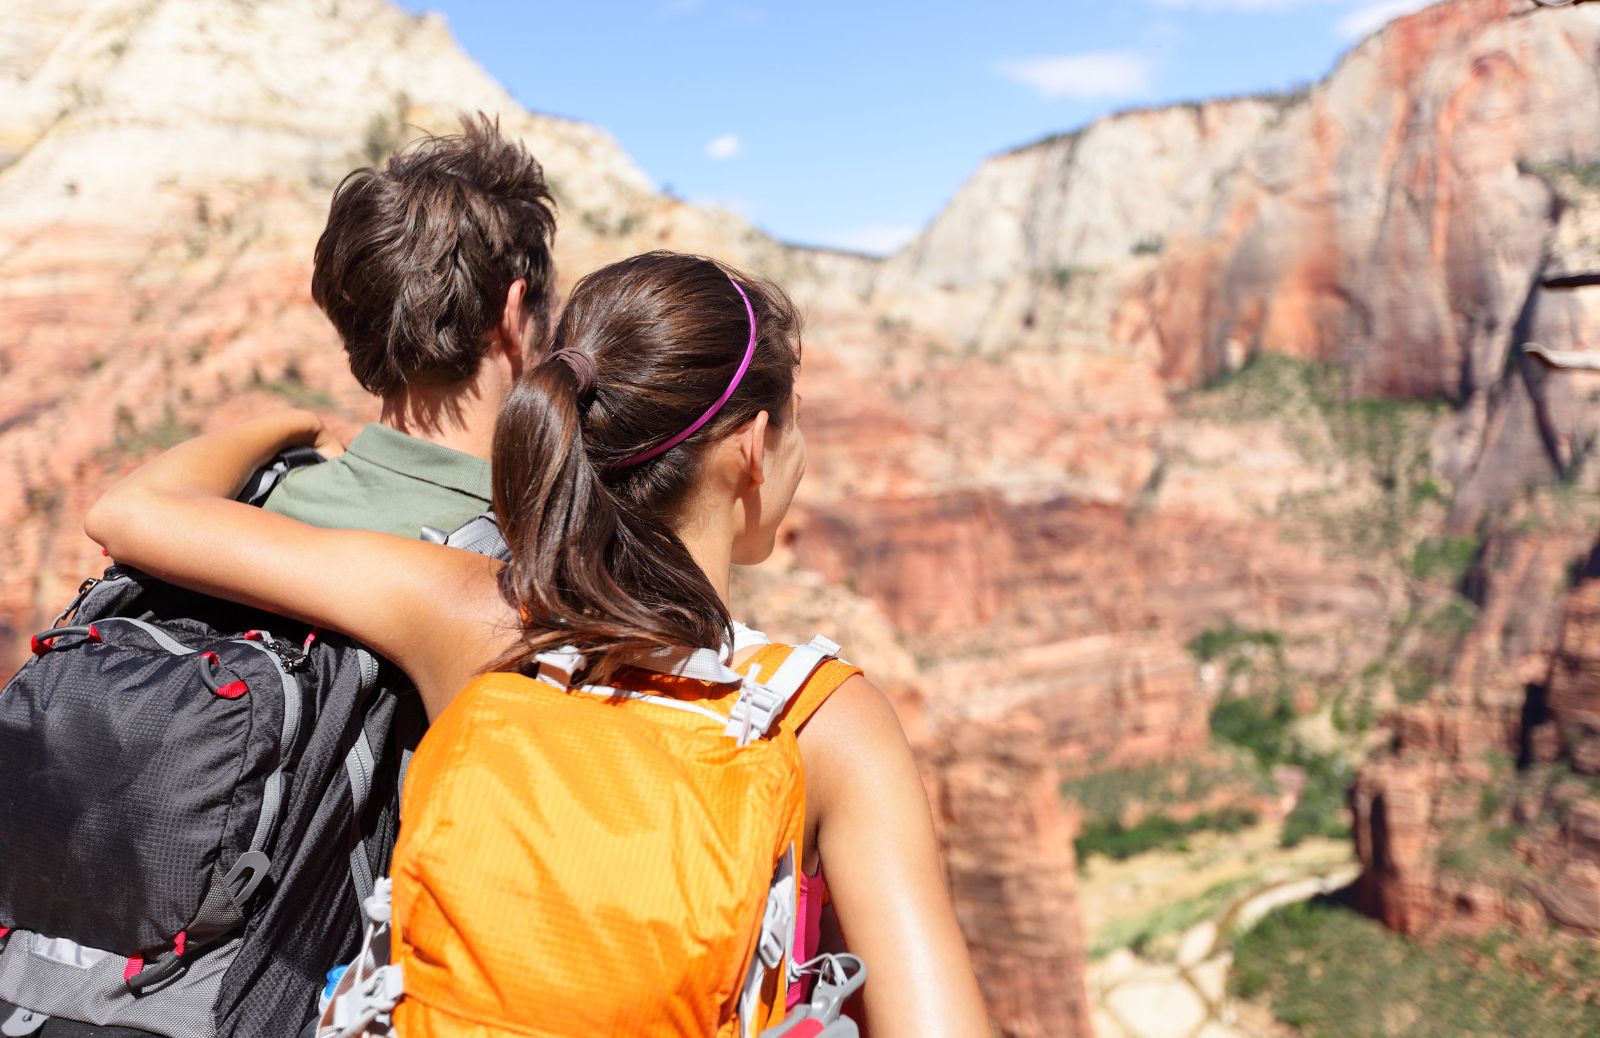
{"left": 705, "top": 133, "right": 742, "bottom": 160}
{"left": 816, "top": 223, "right": 920, "bottom": 257}
{"left": 1336, "top": 0, "right": 1434, "bottom": 38}
{"left": 994, "top": 51, "right": 1154, "bottom": 100}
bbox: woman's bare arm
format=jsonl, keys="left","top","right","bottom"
{"left": 800, "top": 676, "right": 991, "bottom": 1037}
{"left": 84, "top": 410, "right": 510, "bottom": 717}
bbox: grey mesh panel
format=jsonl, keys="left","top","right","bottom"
{"left": 183, "top": 871, "right": 245, "bottom": 948}
{"left": 0, "top": 931, "right": 241, "bottom": 1038}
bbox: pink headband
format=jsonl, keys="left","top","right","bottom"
{"left": 615, "top": 277, "right": 758, "bottom": 467}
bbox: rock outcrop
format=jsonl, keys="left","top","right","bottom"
{"left": 1351, "top": 508, "right": 1600, "bottom": 938}
{"left": 927, "top": 711, "right": 1095, "bottom": 1038}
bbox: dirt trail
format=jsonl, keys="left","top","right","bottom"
{"left": 1088, "top": 864, "right": 1360, "bottom": 1038}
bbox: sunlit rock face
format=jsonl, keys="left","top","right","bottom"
{"left": 1120, "top": 0, "right": 1600, "bottom": 394}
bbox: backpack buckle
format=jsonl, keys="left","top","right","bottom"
{"left": 725, "top": 680, "right": 783, "bottom": 746}
{"left": 329, "top": 964, "right": 403, "bottom": 1036}
{"left": 758, "top": 886, "right": 792, "bottom": 970}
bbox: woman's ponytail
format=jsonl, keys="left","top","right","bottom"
{"left": 490, "top": 252, "right": 801, "bottom": 683}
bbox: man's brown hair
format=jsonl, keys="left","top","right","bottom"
{"left": 312, "top": 113, "right": 558, "bottom": 397}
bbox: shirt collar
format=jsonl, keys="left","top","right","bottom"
{"left": 344, "top": 423, "right": 493, "bottom": 503}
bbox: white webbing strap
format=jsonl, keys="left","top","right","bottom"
{"left": 635, "top": 644, "right": 746, "bottom": 685}
{"left": 728, "top": 620, "right": 772, "bottom": 659}
{"left": 738, "top": 847, "right": 797, "bottom": 1038}
{"left": 318, "top": 879, "right": 403, "bottom": 1038}
{"left": 534, "top": 647, "right": 587, "bottom": 690}
{"left": 536, "top": 635, "right": 842, "bottom": 747}
{"left": 726, "top": 635, "right": 841, "bottom": 746}
{"left": 541, "top": 644, "right": 749, "bottom": 690}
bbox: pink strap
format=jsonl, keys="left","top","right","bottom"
{"left": 787, "top": 868, "right": 828, "bottom": 1009}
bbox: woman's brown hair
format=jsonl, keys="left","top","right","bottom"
{"left": 491, "top": 251, "right": 802, "bottom": 682}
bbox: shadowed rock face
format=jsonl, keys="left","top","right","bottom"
{"left": 925, "top": 712, "right": 1094, "bottom": 1038}
{"left": 1352, "top": 516, "right": 1600, "bottom": 939}
{"left": 1546, "top": 548, "right": 1600, "bottom": 778}
{"left": 787, "top": 491, "right": 1384, "bottom": 772}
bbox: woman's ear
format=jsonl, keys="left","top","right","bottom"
{"left": 738, "top": 410, "right": 772, "bottom": 487}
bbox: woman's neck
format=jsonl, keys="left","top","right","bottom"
{"left": 675, "top": 513, "right": 734, "bottom": 611}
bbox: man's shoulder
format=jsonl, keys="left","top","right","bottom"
{"left": 262, "top": 424, "right": 492, "bottom": 538}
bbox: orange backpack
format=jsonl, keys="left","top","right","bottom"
{"left": 323, "top": 636, "right": 860, "bottom": 1038}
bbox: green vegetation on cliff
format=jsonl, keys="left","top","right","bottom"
{"left": 1233, "top": 900, "right": 1600, "bottom": 1036}
{"left": 1061, "top": 757, "right": 1274, "bottom": 866}
{"left": 1075, "top": 806, "right": 1260, "bottom": 863}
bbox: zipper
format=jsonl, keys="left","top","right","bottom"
{"left": 49, "top": 576, "right": 103, "bottom": 628}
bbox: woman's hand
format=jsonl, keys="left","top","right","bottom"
{"left": 311, "top": 421, "right": 348, "bottom": 459}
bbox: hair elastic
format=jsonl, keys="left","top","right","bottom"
{"left": 614, "top": 276, "right": 758, "bottom": 467}
{"left": 550, "top": 346, "right": 597, "bottom": 396}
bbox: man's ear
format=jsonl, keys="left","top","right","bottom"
{"left": 497, "top": 277, "right": 531, "bottom": 377}
{"left": 738, "top": 410, "right": 771, "bottom": 487}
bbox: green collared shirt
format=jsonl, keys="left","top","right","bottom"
{"left": 263, "top": 423, "right": 492, "bottom": 539}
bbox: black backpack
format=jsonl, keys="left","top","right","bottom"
{"left": 0, "top": 453, "right": 505, "bottom": 1038}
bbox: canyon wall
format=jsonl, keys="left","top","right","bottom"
{"left": 801, "top": 0, "right": 1600, "bottom": 977}
{"left": 10, "top": 0, "right": 1600, "bottom": 1031}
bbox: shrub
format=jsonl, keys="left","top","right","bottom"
{"left": 1187, "top": 622, "right": 1283, "bottom": 664}
{"left": 1075, "top": 806, "right": 1260, "bottom": 864}
{"left": 1233, "top": 899, "right": 1600, "bottom": 1037}
{"left": 1209, "top": 690, "right": 1295, "bottom": 766}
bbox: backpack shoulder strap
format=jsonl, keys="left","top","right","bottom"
{"left": 420, "top": 512, "right": 510, "bottom": 561}
{"left": 777, "top": 658, "right": 861, "bottom": 735}
{"left": 737, "top": 637, "right": 863, "bottom": 741}
{"left": 237, "top": 446, "right": 326, "bottom": 507}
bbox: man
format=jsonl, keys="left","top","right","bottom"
{"left": 0, "top": 113, "right": 557, "bottom": 1038}
{"left": 243, "top": 113, "right": 558, "bottom": 1034}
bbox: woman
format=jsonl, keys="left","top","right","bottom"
{"left": 86, "top": 252, "right": 989, "bottom": 1036}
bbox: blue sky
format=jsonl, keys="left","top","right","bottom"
{"left": 402, "top": 0, "right": 1433, "bottom": 254}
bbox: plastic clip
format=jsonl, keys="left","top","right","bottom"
{"left": 725, "top": 680, "right": 784, "bottom": 746}
{"left": 759, "top": 955, "right": 867, "bottom": 1038}
{"left": 534, "top": 647, "right": 586, "bottom": 691}
{"left": 330, "top": 964, "right": 403, "bottom": 1035}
